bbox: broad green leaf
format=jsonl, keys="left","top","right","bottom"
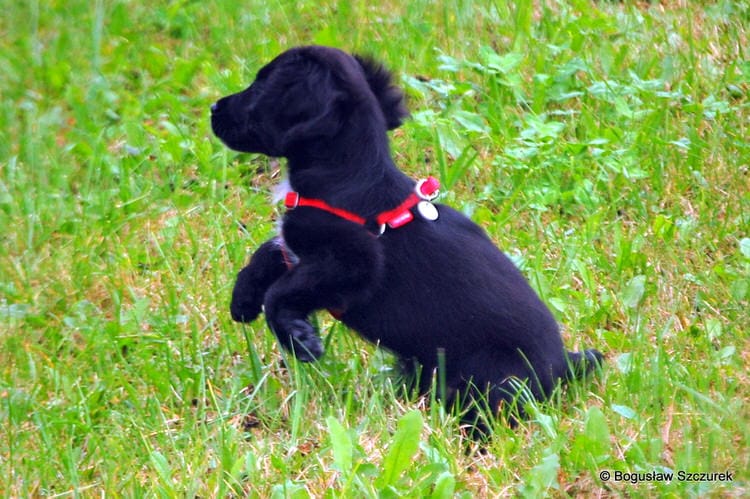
{"left": 548, "top": 297, "right": 567, "bottom": 313}
{"left": 611, "top": 404, "right": 637, "bottom": 420}
{"left": 739, "top": 238, "right": 750, "bottom": 258}
{"left": 705, "top": 318, "right": 723, "bottom": 341}
{"left": 479, "top": 46, "right": 523, "bottom": 74}
{"left": 583, "top": 407, "right": 611, "bottom": 459}
{"left": 451, "top": 110, "right": 489, "bottom": 134}
{"left": 149, "top": 451, "right": 173, "bottom": 486}
{"left": 570, "top": 406, "right": 612, "bottom": 469}
{"left": 621, "top": 275, "right": 646, "bottom": 308}
{"left": 436, "top": 122, "right": 467, "bottom": 159}
{"left": 377, "top": 410, "right": 423, "bottom": 488}
{"left": 326, "top": 416, "right": 353, "bottom": 474}
{"left": 615, "top": 352, "right": 633, "bottom": 374}
{"left": 519, "top": 450, "right": 560, "bottom": 498}
{"left": 271, "top": 480, "right": 310, "bottom": 499}
{"left": 430, "top": 471, "right": 456, "bottom": 499}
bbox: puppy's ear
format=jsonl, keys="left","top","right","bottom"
{"left": 276, "top": 61, "right": 346, "bottom": 152}
{"left": 354, "top": 55, "right": 409, "bottom": 130}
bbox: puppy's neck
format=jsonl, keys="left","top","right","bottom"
{"left": 283, "top": 117, "right": 414, "bottom": 213}
{"left": 285, "top": 157, "right": 414, "bottom": 217}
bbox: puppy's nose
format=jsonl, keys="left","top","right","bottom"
{"left": 210, "top": 102, "right": 218, "bottom": 113}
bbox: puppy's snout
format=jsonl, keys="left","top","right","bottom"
{"left": 210, "top": 101, "right": 218, "bottom": 113}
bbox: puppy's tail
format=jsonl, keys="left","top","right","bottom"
{"left": 566, "top": 349, "right": 604, "bottom": 380}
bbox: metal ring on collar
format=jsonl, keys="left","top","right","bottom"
{"left": 415, "top": 177, "right": 439, "bottom": 200}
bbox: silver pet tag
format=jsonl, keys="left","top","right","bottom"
{"left": 417, "top": 201, "right": 439, "bottom": 221}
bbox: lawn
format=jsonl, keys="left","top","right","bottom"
{"left": 1, "top": 0, "right": 748, "bottom": 497}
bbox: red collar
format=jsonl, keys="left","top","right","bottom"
{"left": 284, "top": 176, "right": 439, "bottom": 232}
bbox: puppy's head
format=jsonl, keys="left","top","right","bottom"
{"left": 210, "top": 46, "right": 408, "bottom": 157}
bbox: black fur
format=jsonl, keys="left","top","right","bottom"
{"left": 211, "top": 46, "right": 602, "bottom": 435}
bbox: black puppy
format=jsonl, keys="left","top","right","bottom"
{"left": 211, "top": 46, "right": 602, "bottom": 434}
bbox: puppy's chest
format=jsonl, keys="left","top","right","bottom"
{"left": 271, "top": 176, "right": 300, "bottom": 266}
{"left": 272, "top": 175, "right": 293, "bottom": 204}
{"left": 273, "top": 233, "right": 299, "bottom": 267}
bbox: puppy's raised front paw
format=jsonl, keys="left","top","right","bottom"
{"left": 230, "top": 298, "right": 262, "bottom": 323}
{"left": 275, "top": 319, "right": 324, "bottom": 362}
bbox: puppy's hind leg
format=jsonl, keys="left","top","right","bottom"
{"left": 565, "top": 349, "right": 604, "bottom": 380}
{"left": 446, "top": 349, "right": 543, "bottom": 441}
{"left": 449, "top": 375, "right": 529, "bottom": 442}
{"left": 231, "top": 237, "right": 289, "bottom": 323}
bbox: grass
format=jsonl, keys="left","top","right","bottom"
{"left": 1, "top": 0, "right": 748, "bottom": 496}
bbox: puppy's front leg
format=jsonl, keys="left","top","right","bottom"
{"left": 262, "top": 246, "right": 380, "bottom": 362}
{"left": 230, "top": 237, "right": 289, "bottom": 323}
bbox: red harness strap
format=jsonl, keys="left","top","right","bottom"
{"left": 284, "top": 176, "right": 439, "bottom": 231}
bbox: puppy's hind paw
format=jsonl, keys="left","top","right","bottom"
{"left": 566, "top": 349, "right": 604, "bottom": 379}
{"left": 278, "top": 319, "right": 324, "bottom": 362}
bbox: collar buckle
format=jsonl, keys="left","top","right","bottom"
{"left": 284, "top": 191, "right": 300, "bottom": 209}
